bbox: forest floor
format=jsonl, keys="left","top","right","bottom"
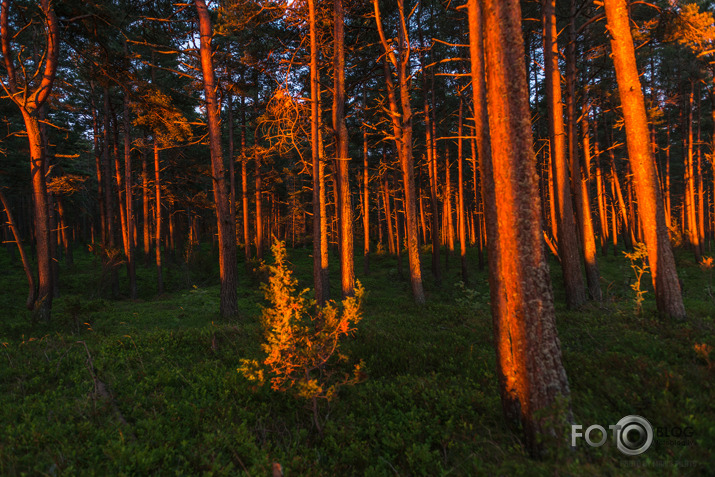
{"left": 0, "top": 241, "right": 713, "bottom": 476}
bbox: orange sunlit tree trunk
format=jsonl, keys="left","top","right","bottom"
{"left": 603, "top": 0, "right": 686, "bottom": 319}
{"left": 195, "top": 0, "right": 239, "bottom": 317}
{"left": 333, "top": 0, "right": 354, "bottom": 298}
{"left": 1, "top": 0, "right": 59, "bottom": 321}
{"left": 309, "top": 0, "right": 327, "bottom": 306}
{"left": 469, "top": 0, "right": 572, "bottom": 457}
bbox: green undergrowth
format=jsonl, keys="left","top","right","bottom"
{"left": 0, "top": 243, "right": 713, "bottom": 475}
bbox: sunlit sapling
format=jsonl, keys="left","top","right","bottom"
{"left": 238, "top": 240, "right": 365, "bottom": 432}
{"left": 624, "top": 242, "right": 649, "bottom": 314}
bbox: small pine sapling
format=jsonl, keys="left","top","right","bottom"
{"left": 624, "top": 242, "right": 649, "bottom": 315}
{"left": 238, "top": 239, "right": 365, "bottom": 433}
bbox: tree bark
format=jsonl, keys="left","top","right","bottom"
{"left": 471, "top": 0, "right": 572, "bottom": 456}
{"left": 1, "top": 0, "right": 58, "bottom": 320}
{"left": 195, "top": 0, "right": 239, "bottom": 317}
{"left": 333, "top": 0, "right": 354, "bottom": 298}
{"left": 603, "top": 0, "right": 686, "bottom": 319}
{"left": 309, "top": 0, "right": 326, "bottom": 305}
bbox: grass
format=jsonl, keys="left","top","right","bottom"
{"left": 0, "top": 241, "right": 713, "bottom": 476}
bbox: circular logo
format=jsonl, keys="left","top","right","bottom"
{"left": 615, "top": 415, "right": 653, "bottom": 456}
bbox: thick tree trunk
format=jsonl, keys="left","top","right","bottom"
{"left": 195, "top": 0, "right": 239, "bottom": 317}
{"left": 604, "top": 0, "right": 686, "bottom": 319}
{"left": 470, "top": 0, "right": 571, "bottom": 457}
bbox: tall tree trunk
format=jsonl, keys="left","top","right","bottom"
{"left": 686, "top": 82, "right": 702, "bottom": 262}
{"left": 1, "top": 0, "right": 59, "bottom": 319}
{"left": 603, "top": 0, "right": 686, "bottom": 319}
{"left": 142, "top": 149, "right": 151, "bottom": 262}
{"left": 457, "top": 95, "right": 468, "bottom": 283}
{"left": 579, "top": 106, "right": 602, "bottom": 300}
{"left": 228, "top": 93, "right": 237, "bottom": 244}
{"left": 418, "top": 6, "right": 441, "bottom": 284}
{"left": 374, "top": 0, "right": 425, "bottom": 305}
{"left": 153, "top": 141, "right": 164, "bottom": 295}
{"left": 333, "top": 0, "right": 354, "bottom": 297}
{"left": 543, "top": 0, "right": 586, "bottom": 308}
{"left": 123, "top": 88, "right": 137, "bottom": 299}
{"left": 567, "top": 4, "right": 601, "bottom": 301}
{"left": 470, "top": 0, "right": 571, "bottom": 456}
{"left": 195, "top": 0, "right": 239, "bottom": 317}
{"left": 363, "top": 102, "right": 370, "bottom": 275}
{"left": 309, "top": 0, "right": 326, "bottom": 305}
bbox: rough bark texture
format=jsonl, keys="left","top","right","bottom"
{"left": 195, "top": 0, "right": 239, "bottom": 317}
{"left": 603, "top": 0, "right": 686, "bottom": 319}
{"left": 471, "top": 0, "right": 572, "bottom": 457}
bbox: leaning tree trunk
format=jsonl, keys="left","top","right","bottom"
{"left": 603, "top": 0, "right": 686, "bottom": 319}
{"left": 470, "top": 0, "right": 572, "bottom": 457}
{"left": 195, "top": 0, "right": 239, "bottom": 317}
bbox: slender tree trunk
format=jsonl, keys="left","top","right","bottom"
{"left": 57, "top": 198, "right": 73, "bottom": 265}
{"left": 457, "top": 95, "right": 468, "bottom": 283}
{"left": 153, "top": 141, "right": 164, "bottom": 294}
{"left": 123, "top": 89, "right": 137, "bottom": 299}
{"left": 240, "top": 94, "right": 251, "bottom": 263}
{"left": 604, "top": 0, "right": 686, "bottom": 319}
{"left": 374, "top": 0, "right": 425, "bottom": 304}
{"left": 309, "top": 0, "right": 326, "bottom": 305}
{"left": 418, "top": 8, "right": 441, "bottom": 283}
{"left": 543, "top": 0, "right": 586, "bottom": 308}
{"left": 142, "top": 149, "right": 151, "bottom": 262}
{"left": 363, "top": 105, "right": 370, "bottom": 275}
{"left": 196, "top": 0, "right": 239, "bottom": 317}
{"left": 333, "top": 0, "right": 354, "bottom": 297}
{"left": 686, "top": 82, "right": 702, "bottom": 261}
{"left": 579, "top": 107, "right": 602, "bottom": 300}
{"left": 470, "top": 0, "right": 571, "bottom": 456}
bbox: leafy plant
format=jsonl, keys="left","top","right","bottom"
{"left": 624, "top": 242, "right": 649, "bottom": 315}
{"left": 238, "top": 239, "right": 365, "bottom": 433}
